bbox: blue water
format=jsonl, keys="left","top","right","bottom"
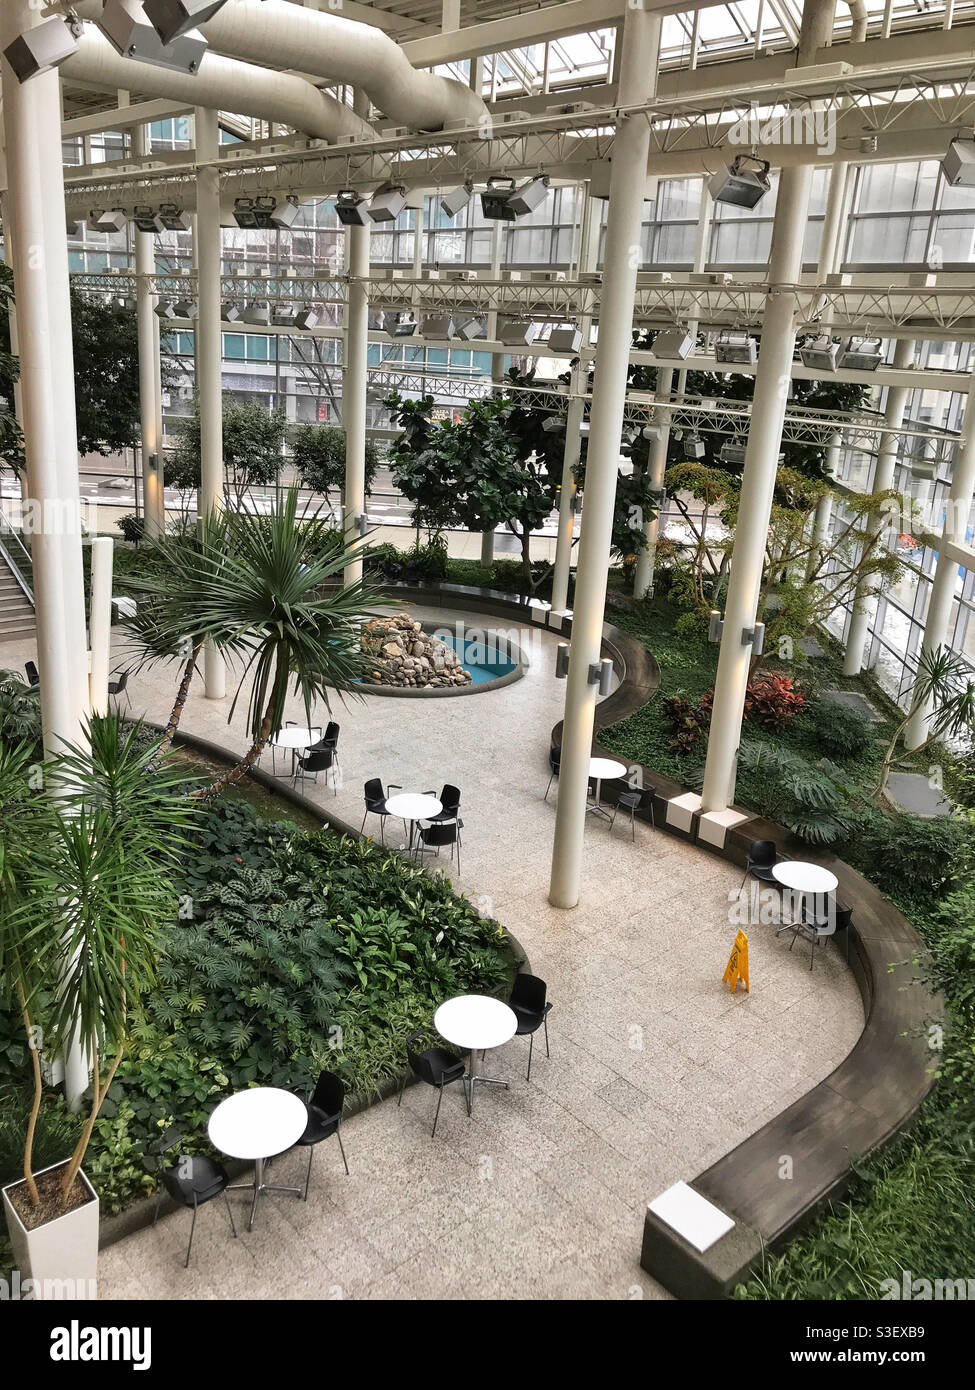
{"left": 441, "top": 634, "right": 517, "bottom": 684}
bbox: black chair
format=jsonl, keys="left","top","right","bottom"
{"left": 361, "top": 779, "right": 400, "bottom": 844}
{"left": 293, "top": 746, "right": 336, "bottom": 794}
{"left": 429, "top": 783, "right": 461, "bottom": 823}
{"left": 416, "top": 817, "right": 463, "bottom": 874}
{"left": 544, "top": 747, "right": 560, "bottom": 802}
{"left": 315, "top": 721, "right": 341, "bottom": 778}
{"left": 740, "top": 839, "right": 780, "bottom": 890}
{"left": 509, "top": 973, "right": 552, "bottom": 1081}
{"left": 800, "top": 898, "right": 854, "bottom": 963}
{"left": 152, "top": 1148, "right": 237, "bottom": 1268}
{"left": 107, "top": 670, "right": 131, "bottom": 710}
{"left": 294, "top": 1070, "right": 349, "bottom": 1198}
{"left": 398, "top": 1029, "right": 466, "bottom": 1137}
{"left": 24, "top": 661, "right": 39, "bottom": 687}
{"left": 609, "top": 785, "right": 656, "bottom": 839}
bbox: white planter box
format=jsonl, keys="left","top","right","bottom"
{"left": 2, "top": 1160, "right": 99, "bottom": 1300}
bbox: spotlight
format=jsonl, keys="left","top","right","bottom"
{"left": 334, "top": 189, "right": 369, "bottom": 228}
{"left": 714, "top": 330, "right": 758, "bottom": 365}
{"left": 154, "top": 299, "right": 178, "bottom": 318}
{"left": 839, "top": 335, "right": 884, "bottom": 371}
{"left": 233, "top": 198, "right": 259, "bottom": 229}
{"left": 269, "top": 196, "right": 301, "bottom": 230}
{"left": 440, "top": 180, "right": 474, "bottom": 219}
{"left": 684, "top": 435, "right": 705, "bottom": 459}
{"left": 507, "top": 174, "right": 550, "bottom": 217}
{"left": 133, "top": 205, "right": 165, "bottom": 234}
{"left": 708, "top": 155, "right": 771, "bottom": 208}
{"left": 221, "top": 302, "right": 243, "bottom": 323}
{"left": 368, "top": 185, "right": 407, "bottom": 223}
{"left": 499, "top": 320, "right": 540, "bottom": 347}
{"left": 243, "top": 301, "right": 271, "bottom": 325}
{"left": 294, "top": 306, "right": 321, "bottom": 330}
{"left": 250, "top": 196, "right": 279, "bottom": 230}
{"left": 90, "top": 209, "right": 130, "bottom": 234}
{"left": 393, "top": 313, "right": 417, "bottom": 337}
{"left": 420, "top": 314, "right": 455, "bottom": 339}
{"left": 942, "top": 138, "right": 975, "bottom": 187}
{"left": 541, "top": 415, "right": 565, "bottom": 434}
{"left": 174, "top": 298, "right": 198, "bottom": 319}
{"left": 455, "top": 317, "right": 485, "bottom": 341}
{"left": 799, "top": 334, "right": 841, "bottom": 371}
{"left": 480, "top": 176, "right": 517, "bottom": 222}
{"left": 98, "top": 0, "right": 208, "bottom": 74}
{"left": 3, "top": 15, "right": 81, "bottom": 84}
{"left": 652, "top": 325, "right": 694, "bottom": 360}
{"left": 66, "top": 218, "right": 83, "bottom": 237}
{"left": 548, "top": 327, "right": 583, "bottom": 354}
{"left": 158, "top": 202, "right": 189, "bottom": 231}
{"left": 143, "top": 0, "right": 230, "bottom": 44}
{"left": 272, "top": 305, "right": 299, "bottom": 327}
{"left": 719, "top": 442, "right": 747, "bottom": 465}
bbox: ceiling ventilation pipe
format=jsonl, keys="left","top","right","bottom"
{"left": 60, "top": 20, "right": 372, "bottom": 143}
{"left": 845, "top": 0, "right": 868, "bottom": 41}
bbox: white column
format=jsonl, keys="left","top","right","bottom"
{"left": 88, "top": 537, "right": 114, "bottom": 716}
{"left": 134, "top": 125, "right": 164, "bottom": 540}
{"left": 195, "top": 107, "right": 225, "bottom": 698}
{"left": 551, "top": 185, "right": 598, "bottom": 611}
{"left": 843, "top": 336, "right": 915, "bottom": 675}
{"left": 549, "top": 6, "right": 663, "bottom": 909}
{"left": 632, "top": 366, "right": 673, "bottom": 599}
{"left": 904, "top": 367, "right": 975, "bottom": 747}
{"left": 343, "top": 90, "right": 370, "bottom": 587}
{"left": 807, "top": 430, "right": 842, "bottom": 579}
{"left": 481, "top": 219, "right": 505, "bottom": 567}
{"left": 701, "top": 0, "right": 835, "bottom": 815}
{"left": 2, "top": 1, "right": 92, "bottom": 1108}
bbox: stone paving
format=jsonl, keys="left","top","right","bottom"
{"left": 1, "top": 611, "right": 864, "bottom": 1300}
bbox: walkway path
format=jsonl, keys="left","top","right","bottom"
{"left": 2, "top": 613, "right": 863, "bottom": 1299}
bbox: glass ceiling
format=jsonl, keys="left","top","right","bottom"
{"left": 432, "top": 0, "right": 975, "bottom": 100}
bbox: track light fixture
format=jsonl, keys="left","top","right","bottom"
{"left": 480, "top": 176, "right": 517, "bottom": 222}
{"left": 708, "top": 155, "right": 771, "bottom": 208}
{"left": 455, "top": 317, "right": 485, "bottom": 341}
{"left": 942, "top": 137, "right": 975, "bottom": 187}
{"left": 232, "top": 198, "right": 259, "bottom": 230}
{"left": 133, "top": 206, "right": 165, "bottom": 234}
{"left": 158, "top": 202, "right": 189, "bottom": 231}
{"left": 154, "top": 299, "right": 178, "bottom": 319}
{"left": 98, "top": 0, "right": 208, "bottom": 74}
{"left": 714, "top": 330, "right": 758, "bottom": 366}
{"left": 143, "top": 0, "right": 230, "bottom": 44}
{"left": 221, "top": 303, "right": 243, "bottom": 323}
{"left": 243, "top": 301, "right": 271, "bottom": 325}
{"left": 174, "top": 299, "right": 198, "bottom": 319}
{"left": 420, "top": 314, "right": 455, "bottom": 339}
{"left": 507, "top": 174, "right": 550, "bottom": 217}
{"left": 719, "top": 442, "right": 747, "bottom": 465}
{"left": 335, "top": 189, "right": 369, "bottom": 227}
{"left": 269, "top": 196, "right": 302, "bottom": 230}
{"left": 684, "top": 435, "right": 705, "bottom": 459}
{"left": 89, "top": 209, "right": 130, "bottom": 234}
{"left": 499, "top": 320, "right": 540, "bottom": 347}
{"left": 294, "top": 306, "right": 321, "bottom": 330}
{"left": 652, "top": 325, "right": 694, "bottom": 360}
{"left": 799, "top": 334, "right": 841, "bottom": 371}
{"left": 393, "top": 312, "right": 417, "bottom": 337}
{"left": 839, "top": 335, "right": 884, "bottom": 371}
{"left": 440, "top": 180, "right": 474, "bottom": 219}
{"left": 368, "top": 184, "right": 407, "bottom": 223}
{"left": 548, "top": 326, "right": 583, "bottom": 354}
{"left": 3, "top": 15, "right": 81, "bottom": 84}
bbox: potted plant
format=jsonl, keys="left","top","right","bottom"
{"left": 0, "top": 716, "right": 193, "bottom": 1297}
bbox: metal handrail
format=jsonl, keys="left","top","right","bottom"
{"left": 0, "top": 505, "right": 34, "bottom": 606}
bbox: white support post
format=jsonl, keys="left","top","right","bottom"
{"left": 195, "top": 106, "right": 226, "bottom": 698}
{"left": 134, "top": 124, "right": 164, "bottom": 540}
{"left": 549, "top": 5, "right": 663, "bottom": 909}
{"left": 843, "top": 336, "right": 915, "bottom": 676}
{"left": 904, "top": 365, "right": 975, "bottom": 748}
{"left": 700, "top": 0, "right": 835, "bottom": 816}
{"left": 633, "top": 366, "right": 673, "bottom": 599}
{"left": 343, "top": 90, "right": 370, "bottom": 587}
{"left": 481, "top": 219, "right": 505, "bottom": 568}
{"left": 807, "top": 430, "right": 842, "bottom": 579}
{"left": 2, "top": 1, "right": 92, "bottom": 1108}
{"left": 88, "top": 537, "right": 114, "bottom": 716}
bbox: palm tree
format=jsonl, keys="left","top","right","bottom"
{"left": 122, "top": 488, "right": 380, "bottom": 798}
{"left": 874, "top": 645, "right": 975, "bottom": 799}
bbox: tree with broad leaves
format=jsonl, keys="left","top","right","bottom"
{"left": 167, "top": 397, "right": 288, "bottom": 512}
{"left": 290, "top": 423, "right": 379, "bottom": 510}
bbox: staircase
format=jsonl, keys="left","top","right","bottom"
{"left": 0, "top": 507, "right": 35, "bottom": 643}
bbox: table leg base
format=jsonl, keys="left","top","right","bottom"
{"left": 228, "top": 1179, "right": 302, "bottom": 1231}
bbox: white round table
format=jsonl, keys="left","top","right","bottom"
{"left": 385, "top": 792, "right": 442, "bottom": 855}
{"left": 268, "top": 725, "right": 322, "bottom": 776}
{"left": 207, "top": 1087, "right": 308, "bottom": 1230}
{"left": 772, "top": 861, "right": 839, "bottom": 941}
{"left": 434, "top": 995, "right": 518, "bottom": 1117}
{"left": 588, "top": 756, "right": 627, "bottom": 821}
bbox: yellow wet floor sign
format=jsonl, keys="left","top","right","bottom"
{"left": 723, "top": 929, "right": 749, "bottom": 994}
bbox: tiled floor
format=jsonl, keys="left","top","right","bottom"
{"left": 1, "top": 610, "right": 863, "bottom": 1299}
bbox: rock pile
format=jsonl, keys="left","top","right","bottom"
{"left": 361, "top": 614, "right": 472, "bottom": 690}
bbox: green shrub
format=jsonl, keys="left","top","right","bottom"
{"left": 367, "top": 538, "right": 448, "bottom": 584}
{"left": 802, "top": 697, "right": 875, "bottom": 760}
{"left": 847, "top": 811, "right": 974, "bottom": 900}
{"left": 116, "top": 513, "right": 145, "bottom": 544}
